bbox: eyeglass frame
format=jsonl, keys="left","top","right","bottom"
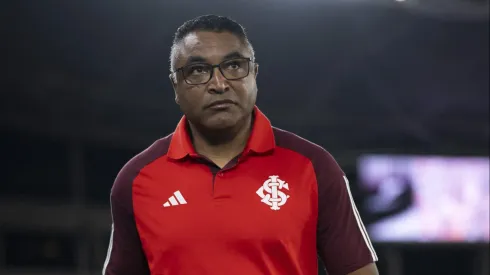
{"left": 170, "top": 57, "right": 256, "bottom": 85}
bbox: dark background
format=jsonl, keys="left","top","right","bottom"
{"left": 1, "top": 1, "right": 489, "bottom": 274}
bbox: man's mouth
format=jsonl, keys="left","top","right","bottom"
{"left": 206, "top": 100, "right": 236, "bottom": 109}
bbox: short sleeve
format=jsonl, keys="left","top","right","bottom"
{"left": 314, "top": 151, "right": 377, "bottom": 275}
{"left": 102, "top": 165, "right": 151, "bottom": 275}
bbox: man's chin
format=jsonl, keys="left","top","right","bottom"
{"left": 203, "top": 116, "right": 238, "bottom": 130}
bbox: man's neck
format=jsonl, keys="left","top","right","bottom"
{"left": 189, "top": 115, "right": 253, "bottom": 167}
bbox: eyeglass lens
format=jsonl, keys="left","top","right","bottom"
{"left": 183, "top": 58, "right": 250, "bottom": 84}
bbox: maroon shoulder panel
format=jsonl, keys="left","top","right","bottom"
{"left": 273, "top": 127, "right": 377, "bottom": 275}
{"left": 103, "top": 135, "right": 172, "bottom": 275}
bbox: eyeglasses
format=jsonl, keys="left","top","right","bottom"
{"left": 173, "top": 57, "right": 253, "bottom": 85}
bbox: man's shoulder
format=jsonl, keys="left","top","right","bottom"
{"left": 111, "top": 134, "right": 173, "bottom": 195}
{"left": 272, "top": 127, "right": 343, "bottom": 176}
{"left": 273, "top": 127, "right": 330, "bottom": 161}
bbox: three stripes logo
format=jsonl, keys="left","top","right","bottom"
{"left": 163, "top": 190, "right": 187, "bottom": 207}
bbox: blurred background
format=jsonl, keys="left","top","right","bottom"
{"left": 1, "top": 0, "right": 489, "bottom": 274}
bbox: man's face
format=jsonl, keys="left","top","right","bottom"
{"left": 171, "top": 31, "right": 258, "bottom": 130}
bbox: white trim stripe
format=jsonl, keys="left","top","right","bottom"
{"left": 343, "top": 176, "right": 378, "bottom": 261}
{"left": 174, "top": 191, "right": 187, "bottom": 204}
{"left": 102, "top": 223, "right": 114, "bottom": 274}
{"left": 352, "top": 199, "right": 373, "bottom": 250}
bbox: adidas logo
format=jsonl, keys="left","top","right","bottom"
{"left": 163, "top": 190, "right": 187, "bottom": 207}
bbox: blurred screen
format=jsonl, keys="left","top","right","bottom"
{"left": 358, "top": 154, "right": 489, "bottom": 243}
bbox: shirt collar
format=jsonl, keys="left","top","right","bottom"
{"left": 167, "top": 105, "right": 275, "bottom": 160}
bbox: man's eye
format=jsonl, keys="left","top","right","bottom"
{"left": 225, "top": 61, "right": 241, "bottom": 70}
{"left": 192, "top": 67, "right": 206, "bottom": 73}
{"left": 187, "top": 65, "right": 209, "bottom": 75}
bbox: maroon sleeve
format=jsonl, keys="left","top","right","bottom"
{"left": 272, "top": 128, "right": 377, "bottom": 275}
{"left": 102, "top": 163, "right": 150, "bottom": 275}
{"left": 314, "top": 150, "right": 377, "bottom": 275}
{"left": 102, "top": 137, "right": 172, "bottom": 275}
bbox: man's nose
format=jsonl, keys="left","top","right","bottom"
{"left": 208, "top": 67, "right": 229, "bottom": 93}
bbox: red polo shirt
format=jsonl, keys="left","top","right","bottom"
{"left": 103, "top": 106, "right": 377, "bottom": 275}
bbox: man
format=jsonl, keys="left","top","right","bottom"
{"left": 103, "top": 14, "right": 379, "bottom": 275}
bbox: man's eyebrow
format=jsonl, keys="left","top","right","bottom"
{"left": 184, "top": 56, "right": 207, "bottom": 66}
{"left": 223, "top": 51, "right": 246, "bottom": 60}
{"left": 182, "top": 52, "right": 246, "bottom": 67}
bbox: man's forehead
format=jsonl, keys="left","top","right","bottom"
{"left": 176, "top": 31, "right": 250, "bottom": 62}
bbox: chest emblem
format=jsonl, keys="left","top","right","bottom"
{"left": 256, "top": 175, "right": 290, "bottom": 210}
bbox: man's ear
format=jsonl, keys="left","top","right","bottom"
{"left": 169, "top": 74, "right": 179, "bottom": 104}
{"left": 169, "top": 73, "right": 177, "bottom": 89}
{"left": 254, "top": 63, "right": 259, "bottom": 78}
